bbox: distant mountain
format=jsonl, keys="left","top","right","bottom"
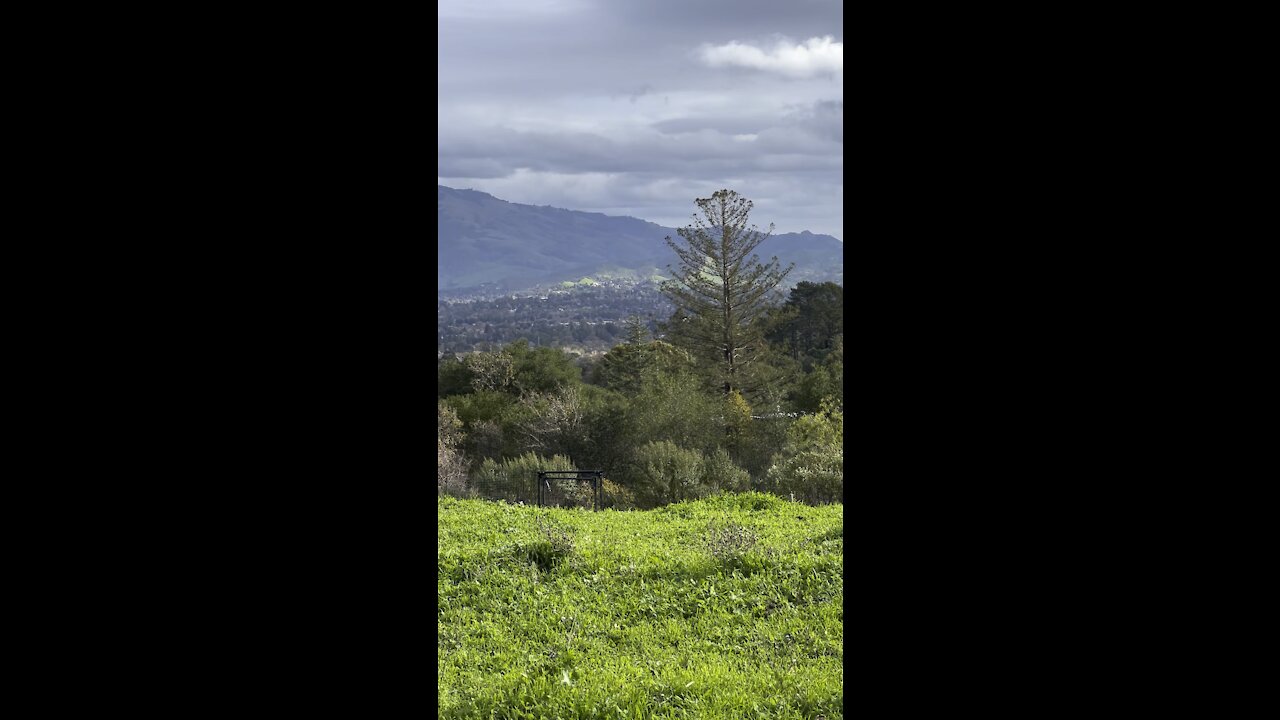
{"left": 438, "top": 185, "right": 842, "bottom": 293}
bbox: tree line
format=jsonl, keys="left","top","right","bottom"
{"left": 438, "top": 190, "right": 843, "bottom": 508}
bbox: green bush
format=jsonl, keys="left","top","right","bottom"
{"left": 630, "top": 440, "right": 706, "bottom": 508}
{"left": 767, "top": 447, "right": 843, "bottom": 504}
{"left": 700, "top": 448, "right": 751, "bottom": 494}
{"left": 600, "top": 478, "right": 636, "bottom": 510}
{"left": 734, "top": 412, "right": 794, "bottom": 481}
{"left": 592, "top": 340, "right": 693, "bottom": 395}
{"left": 622, "top": 374, "right": 722, "bottom": 458}
{"left": 471, "top": 452, "right": 577, "bottom": 504}
{"left": 765, "top": 399, "right": 843, "bottom": 504}
{"left": 445, "top": 390, "right": 523, "bottom": 462}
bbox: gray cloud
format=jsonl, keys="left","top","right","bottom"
{"left": 437, "top": 0, "right": 843, "bottom": 239}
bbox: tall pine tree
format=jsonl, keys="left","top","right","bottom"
{"left": 661, "top": 190, "right": 792, "bottom": 395}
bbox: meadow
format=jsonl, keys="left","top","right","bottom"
{"left": 437, "top": 493, "right": 844, "bottom": 719}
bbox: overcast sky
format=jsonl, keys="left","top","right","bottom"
{"left": 438, "top": 0, "right": 843, "bottom": 240}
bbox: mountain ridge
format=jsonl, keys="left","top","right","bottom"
{"left": 438, "top": 185, "right": 842, "bottom": 293}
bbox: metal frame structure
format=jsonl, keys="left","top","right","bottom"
{"left": 537, "top": 470, "right": 604, "bottom": 511}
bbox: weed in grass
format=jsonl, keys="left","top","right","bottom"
{"left": 704, "top": 520, "right": 760, "bottom": 563}
{"left": 519, "top": 514, "right": 577, "bottom": 573}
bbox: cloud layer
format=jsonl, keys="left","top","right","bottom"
{"left": 437, "top": 0, "right": 843, "bottom": 239}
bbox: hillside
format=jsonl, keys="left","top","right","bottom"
{"left": 437, "top": 493, "right": 844, "bottom": 719}
{"left": 438, "top": 185, "right": 843, "bottom": 294}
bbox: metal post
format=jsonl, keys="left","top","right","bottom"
{"left": 537, "top": 471, "right": 543, "bottom": 507}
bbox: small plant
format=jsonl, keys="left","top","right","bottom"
{"left": 537, "top": 514, "right": 576, "bottom": 554}
{"left": 704, "top": 520, "right": 759, "bottom": 563}
{"left": 522, "top": 514, "right": 577, "bottom": 572}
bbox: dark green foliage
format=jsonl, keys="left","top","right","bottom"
{"left": 505, "top": 340, "right": 580, "bottom": 395}
{"left": 572, "top": 385, "right": 631, "bottom": 471}
{"left": 471, "top": 452, "right": 577, "bottom": 504}
{"left": 765, "top": 400, "right": 843, "bottom": 505}
{"left": 622, "top": 373, "right": 723, "bottom": 459}
{"left": 592, "top": 340, "right": 694, "bottom": 395}
{"left": 733, "top": 339, "right": 803, "bottom": 412}
{"left": 730, "top": 413, "right": 793, "bottom": 481}
{"left": 624, "top": 314, "right": 649, "bottom": 344}
{"left": 444, "top": 391, "right": 521, "bottom": 461}
{"left": 700, "top": 448, "right": 751, "bottom": 494}
{"left": 627, "top": 440, "right": 707, "bottom": 508}
{"left": 439, "top": 342, "right": 580, "bottom": 400}
{"left": 438, "top": 269, "right": 841, "bottom": 505}
{"left": 437, "top": 355, "right": 475, "bottom": 398}
{"left": 793, "top": 364, "right": 838, "bottom": 413}
{"left": 766, "top": 281, "right": 844, "bottom": 369}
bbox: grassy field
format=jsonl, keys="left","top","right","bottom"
{"left": 438, "top": 493, "right": 844, "bottom": 719}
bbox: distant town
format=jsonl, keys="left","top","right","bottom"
{"left": 437, "top": 279, "right": 672, "bottom": 355}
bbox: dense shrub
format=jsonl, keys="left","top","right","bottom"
{"left": 730, "top": 413, "right": 793, "bottom": 482}
{"left": 435, "top": 325, "right": 845, "bottom": 509}
{"left": 513, "top": 386, "right": 585, "bottom": 460}
{"left": 767, "top": 446, "right": 843, "bottom": 504}
{"left": 765, "top": 399, "right": 843, "bottom": 504}
{"left": 592, "top": 340, "right": 693, "bottom": 395}
{"left": 445, "top": 391, "right": 521, "bottom": 458}
{"left": 623, "top": 374, "right": 722, "bottom": 458}
{"left": 600, "top": 478, "right": 636, "bottom": 510}
{"left": 629, "top": 440, "right": 706, "bottom": 508}
{"left": 700, "top": 448, "right": 751, "bottom": 494}
{"left": 471, "top": 452, "right": 577, "bottom": 504}
{"left": 506, "top": 340, "right": 581, "bottom": 395}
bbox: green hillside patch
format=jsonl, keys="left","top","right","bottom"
{"left": 438, "top": 493, "right": 844, "bottom": 719}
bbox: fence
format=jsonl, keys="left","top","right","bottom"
{"left": 537, "top": 470, "right": 603, "bottom": 511}
{"left": 451, "top": 469, "right": 605, "bottom": 510}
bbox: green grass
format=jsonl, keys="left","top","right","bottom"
{"left": 438, "top": 493, "right": 844, "bottom": 719}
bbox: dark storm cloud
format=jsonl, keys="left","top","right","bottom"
{"left": 437, "top": 0, "right": 843, "bottom": 238}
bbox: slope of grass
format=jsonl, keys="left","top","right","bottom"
{"left": 438, "top": 493, "right": 844, "bottom": 719}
